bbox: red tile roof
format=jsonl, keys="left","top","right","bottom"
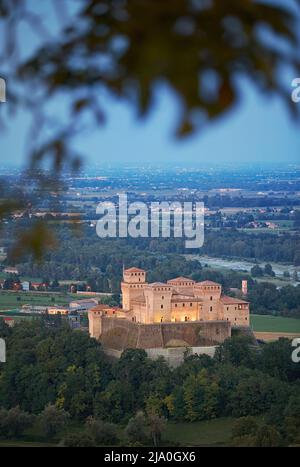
{"left": 124, "top": 267, "right": 145, "bottom": 273}
{"left": 90, "top": 305, "right": 123, "bottom": 314}
{"left": 168, "top": 277, "right": 195, "bottom": 283}
{"left": 148, "top": 282, "right": 169, "bottom": 287}
{"left": 196, "top": 281, "right": 221, "bottom": 287}
{"left": 221, "top": 295, "right": 249, "bottom": 305}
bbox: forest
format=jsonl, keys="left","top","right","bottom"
{"left": 5, "top": 224, "right": 299, "bottom": 279}
{"left": 0, "top": 319, "right": 299, "bottom": 447}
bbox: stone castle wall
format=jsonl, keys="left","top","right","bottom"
{"left": 104, "top": 346, "right": 218, "bottom": 368}
{"left": 100, "top": 317, "right": 231, "bottom": 351}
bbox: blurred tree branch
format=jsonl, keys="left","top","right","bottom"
{"left": 0, "top": 0, "right": 299, "bottom": 258}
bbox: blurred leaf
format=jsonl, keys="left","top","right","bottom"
{"left": 9, "top": 221, "right": 57, "bottom": 262}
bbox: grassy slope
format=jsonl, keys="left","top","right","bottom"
{"left": 251, "top": 314, "right": 300, "bottom": 333}
{"left": 164, "top": 418, "right": 234, "bottom": 447}
{"left": 0, "top": 440, "right": 54, "bottom": 447}
{"left": 0, "top": 291, "right": 92, "bottom": 311}
{"left": 0, "top": 418, "right": 235, "bottom": 448}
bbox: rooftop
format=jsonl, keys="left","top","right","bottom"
{"left": 220, "top": 295, "right": 249, "bottom": 305}
{"left": 167, "top": 277, "right": 195, "bottom": 283}
{"left": 89, "top": 304, "right": 123, "bottom": 315}
{"left": 148, "top": 282, "right": 170, "bottom": 288}
{"left": 124, "top": 267, "right": 145, "bottom": 273}
{"left": 196, "top": 281, "right": 222, "bottom": 287}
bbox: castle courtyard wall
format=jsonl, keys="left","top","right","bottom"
{"left": 100, "top": 317, "right": 231, "bottom": 351}
{"left": 104, "top": 346, "right": 217, "bottom": 368}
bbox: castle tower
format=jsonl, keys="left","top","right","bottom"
{"left": 194, "top": 281, "right": 222, "bottom": 321}
{"left": 242, "top": 280, "right": 248, "bottom": 296}
{"left": 167, "top": 277, "right": 195, "bottom": 295}
{"left": 121, "top": 267, "right": 147, "bottom": 310}
{"left": 88, "top": 308, "right": 102, "bottom": 339}
{"left": 144, "top": 283, "right": 173, "bottom": 323}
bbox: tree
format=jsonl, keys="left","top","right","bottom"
{"left": 293, "top": 270, "right": 299, "bottom": 282}
{"left": 259, "top": 338, "right": 300, "bottom": 382}
{"left": 183, "top": 369, "right": 220, "bottom": 421}
{"left": 125, "top": 412, "right": 149, "bottom": 446}
{"left": 264, "top": 264, "right": 275, "bottom": 277}
{"left": 282, "top": 394, "right": 300, "bottom": 444}
{"left": 94, "top": 380, "right": 132, "bottom": 423}
{"left": 294, "top": 252, "right": 300, "bottom": 267}
{"left": 147, "top": 413, "right": 167, "bottom": 447}
{"left": 51, "top": 279, "right": 60, "bottom": 290}
{"left": 214, "top": 336, "right": 256, "bottom": 368}
{"left": 230, "top": 374, "right": 287, "bottom": 418}
{"left": 232, "top": 416, "right": 258, "bottom": 439}
{"left": 253, "top": 425, "right": 283, "bottom": 447}
{"left": 232, "top": 419, "right": 282, "bottom": 447}
{"left": 164, "top": 386, "right": 186, "bottom": 422}
{"left": 0, "top": 407, "right": 34, "bottom": 439}
{"left": 60, "top": 432, "right": 97, "bottom": 447}
{"left": 3, "top": 277, "right": 14, "bottom": 290}
{"left": 38, "top": 404, "right": 70, "bottom": 439}
{"left": 85, "top": 417, "right": 119, "bottom": 446}
{"left": 251, "top": 265, "right": 264, "bottom": 278}
{"left": 0, "top": 318, "right": 12, "bottom": 338}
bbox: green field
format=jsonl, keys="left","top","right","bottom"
{"left": 164, "top": 418, "right": 235, "bottom": 446}
{"left": 0, "top": 418, "right": 235, "bottom": 447}
{"left": 0, "top": 291, "right": 90, "bottom": 311}
{"left": 0, "top": 272, "right": 42, "bottom": 281}
{"left": 0, "top": 440, "right": 54, "bottom": 447}
{"left": 250, "top": 314, "right": 300, "bottom": 333}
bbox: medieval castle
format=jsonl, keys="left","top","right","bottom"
{"left": 88, "top": 268, "right": 250, "bottom": 356}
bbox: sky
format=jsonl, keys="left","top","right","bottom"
{"left": 1, "top": 0, "right": 300, "bottom": 169}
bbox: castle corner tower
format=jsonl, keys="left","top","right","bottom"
{"left": 121, "top": 267, "right": 147, "bottom": 310}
